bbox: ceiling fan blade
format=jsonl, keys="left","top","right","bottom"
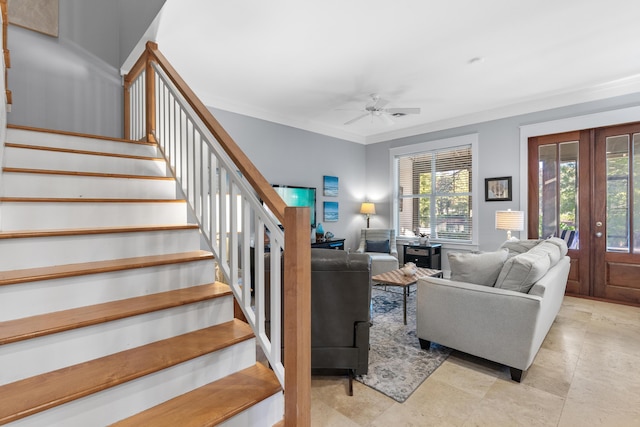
{"left": 344, "top": 113, "right": 369, "bottom": 125}
{"left": 380, "top": 113, "right": 395, "bottom": 125}
{"left": 384, "top": 107, "right": 421, "bottom": 115}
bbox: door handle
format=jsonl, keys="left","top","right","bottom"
{"left": 595, "top": 232, "right": 603, "bottom": 237}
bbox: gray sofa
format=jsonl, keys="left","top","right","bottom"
{"left": 416, "top": 238, "right": 570, "bottom": 382}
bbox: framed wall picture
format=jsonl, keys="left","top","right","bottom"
{"left": 323, "top": 201, "right": 339, "bottom": 222}
{"left": 8, "top": 0, "right": 59, "bottom": 37}
{"left": 323, "top": 175, "right": 338, "bottom": 197}
{"left": 485, "top": 176, "right": 512, "bottom": 201}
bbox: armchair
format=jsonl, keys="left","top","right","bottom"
{"left": 265, "top": 248, "right": 372, "bottom": 394}
{"left": 356, "top": 228, "right": 399, "bottom": 276}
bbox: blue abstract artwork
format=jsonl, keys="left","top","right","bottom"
{"left": 323, "top": 175, "right": 338, "bottom": 197}
{"left": 323, "top": 201, "right": 339, "bottom": 222}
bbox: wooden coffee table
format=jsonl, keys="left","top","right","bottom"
{"left": 372, "top": 267, "right": 443, "bottom": 325}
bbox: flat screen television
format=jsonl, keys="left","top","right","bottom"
{"left": 271, "top": 184, "right": 316, "bottom": 228}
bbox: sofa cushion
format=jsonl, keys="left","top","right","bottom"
{"left": 530, "top": 241, "right": 562, "bottom": 268}
{"left": 544, "top": 236, "right": 569, "bottom": 256}
{"left": 448, "top": 248, "right": 508, "bottom": 286}
{"left": 368, "top": 253, "right": 399, "bottom": 277}
{"left": 495, "top": 251, "right": 551, "bottom": 293}
{"left": 366, "top": 239, "right": 390, "bottom": 253}
{"left": 499, "top": 239, "right": 542, "bottom": 258}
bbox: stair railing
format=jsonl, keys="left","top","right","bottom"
{"left": 123, "top": 42, "right": 310, "bottom": 426}
{"left": 1, "top": 0, "right": 11, "bottom": 108}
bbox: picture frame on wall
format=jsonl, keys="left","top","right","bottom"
{"left": 323, "top": 175, "right": 338, "bottom": 197}
{"left": 323, "top": 201, "right": 339, "bottom": 222}
{"left": 485, "top": 176, "right": 512, "bottom": 201}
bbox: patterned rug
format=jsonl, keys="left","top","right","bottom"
{"left": 356, "top": 285, "right": 451, "bottom": 403}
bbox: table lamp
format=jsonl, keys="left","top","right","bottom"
{"left": 495, "top": 209, "right": 524, "bottom": 240}
{"left": 360, "top": 202, "right": 376, "bottom": 228}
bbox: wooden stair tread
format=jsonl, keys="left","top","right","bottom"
{"left": 0, "top": 197, "right": 185, "bottom": 203}
{"left": 2, "top": 167, "right": 175, "bottom": 181}
{"left": 0, "top": 224, "right": 199, "bottom": 240}
{"left": 0, "top": 282, "right": 232, "bottom": 345}
{"left": 0, "top": 320, "right": 254, "bottom": 425}
{"left": 7, "top": 124, "right": 155, "bottom": 146}
{"left": 0, "top": 250, "right": 214, "bottom": 286}
{"left": 111, "top": 363, "right": 281, "bottom": 427}
{"left": 5, "top": 142, "right": 162, "bottom": 161}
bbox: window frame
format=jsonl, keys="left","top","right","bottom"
{"left": 390, "top": 133, "right": 479, "bottom": 245}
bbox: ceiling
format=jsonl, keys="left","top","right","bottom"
{"left": 148, "top": 0, "right": 640, "bottom": 144}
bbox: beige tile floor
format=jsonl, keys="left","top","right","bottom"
{"left": 311, "top": 296, "right": 640, "bottom": 426}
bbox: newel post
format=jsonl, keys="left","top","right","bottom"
{"left": 145, "top": 41, "right": 158, "bottom": 143}
{"left": 283, "top": 207, "right": 311, "bottom": 427}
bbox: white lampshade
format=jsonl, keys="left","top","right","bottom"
{"left": 495, "top": 209, "right": 524, "bottom": 240}
{"left": 359, "top": 202, "right": 376, "bottom": 215}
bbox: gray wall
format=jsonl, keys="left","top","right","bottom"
{"left": 365, "top": 92, "right": 640, "bottom": 257}
{"left": 211, "top": 108, "right": 368, "bottom": 251}
{"left": 6, "top": 0, "right": 165, "bottom": 138}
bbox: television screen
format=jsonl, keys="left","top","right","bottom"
{"left": 272, "top": 185, "right": 316, "bottom": 228}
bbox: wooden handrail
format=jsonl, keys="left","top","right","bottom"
{"left": 1, "top": 0, "right": 10, "bottom": 105}
{"left": 124, "top": 42, "right": 287, "bottom": 224}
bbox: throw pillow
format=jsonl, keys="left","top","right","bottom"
{"left": 530, "top": 241, "right": 562, "bottom": 268}
{"left": 545, "top": 236, "right": 569, "bottom": 256}
{"left": 499, "top": 239, "right": 542, "bottom": 258}
{"left": 494, "top": 251, "right": 551, "bottom": 293}
{"left": 366, "top": 239, "right": 390, "bottom": 253}
{"left": 448, "top": 248, "right": 509, "bottom": 286}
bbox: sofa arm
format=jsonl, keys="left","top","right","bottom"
{"left": 416, "top": 277, "right": 547, "bottom": 371}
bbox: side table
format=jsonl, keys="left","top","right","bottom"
{"left": 403, "top": 244, "right": 442, "bottom": 269}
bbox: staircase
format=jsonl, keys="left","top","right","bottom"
{"left": 0, "top": 126, "right": 284, "bottom": 426}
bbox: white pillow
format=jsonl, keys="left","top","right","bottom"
{"left": 530, "top": 241, "right": 562, "bottom": 268}
{"left": 495, "top": 251, "right": 551, "bottom": 293}
{"left": 448, "top": 248, "right": 509, "bottom": 286}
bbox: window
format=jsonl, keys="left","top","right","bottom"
{"left": 393, "top": 135, "right": 476, "bottom": 243}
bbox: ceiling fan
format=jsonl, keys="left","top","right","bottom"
{"left": 343, "top": 93, "right": 421, "bottom": 125}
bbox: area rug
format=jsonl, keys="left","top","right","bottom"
{"left": 356, "top": 285, "right": 451, "bottom": 403}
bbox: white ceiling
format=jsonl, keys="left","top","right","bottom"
{"left": 150, "top": 0, "right": 640, "bottom": 144}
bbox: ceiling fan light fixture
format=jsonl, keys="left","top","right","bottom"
{"left": 342, "top": 94, "right": 420, "bottom": 125}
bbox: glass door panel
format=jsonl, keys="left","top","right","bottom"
{"left": 538, "top": 144, "right": 558, "bottom": 239}
{"left": 537, "top": 141, "right": 579, "bottom": 247}
{"left": 560, "top": 141, "right": 579, "bottom": 248}
{"left": 605, "top": 135, "right": 630, "bottom": 252}
{"left": 634, "top": 133, "right": 640, "bottom": 254}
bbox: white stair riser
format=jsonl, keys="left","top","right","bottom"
{"left": 1, "top": 173, "right": 177, "bottom": 199}
{"left": 221, "top": 393, "right": 284, "bottom": 427}
{"left": 8, "top": 340, "right": 256, "bottom": 427}
{"left": 6, "top": 129, "right": 159, "bottom": 158}
{"left": 0, "top": 228, "right": 201, "bottom": 270}
{"left": 4, "top": 147, "right": 167, "bottom": 176}
{"left": 0, "top": 260, "right": 215, "bottom": 321}
{"left": 1, "top": 201, "right": 187, "bottom": 230}
{"left": 0, "top": 298, "right": 234, "bottom": 385}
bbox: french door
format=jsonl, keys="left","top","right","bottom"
{"left": 528, "top": 123, "right": 640, "bottom": 305}
{"left": 593, "top": 123, "right": 640, "bottom": 303}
